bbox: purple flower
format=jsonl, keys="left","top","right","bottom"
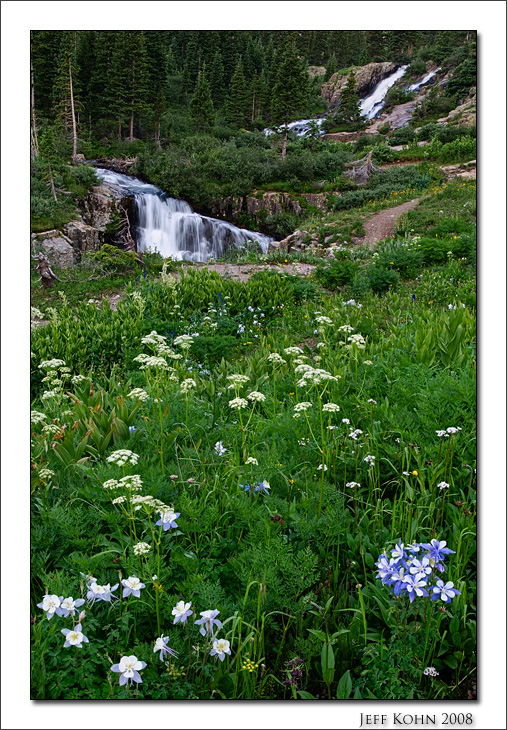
{"left": 153, "top": 636, "right": 179, "bottom": 662}
{"left": 430, "top": 579, "right": 461, "bottom": 603}
{"left": 156, "top": 509, "right": 180, "bottom": 531}
{"left": 111, "top": 655, "right": 146, "bottom": 686}
{"left": 402, "top": 573, "right": 429, "bottom": 602}
{"left": 409, "top": 556, "right": 432, "bottom": 578}
{"left": 375, "top": 555, "right": 396, "bottom": 585}
{"left": 195, "top": 609, "right": 222, "bottom": 637}
{"left": 254, "top": 480, "right": 270, "bottom": 495}
{"left": 121, "top": 576, "right": 146, "bottom": 598}
{"left": 419, "top": 539, "right": 455, "bottom": 568}
{"left": 61, "top": 623, "right": 89, "bottom": 648}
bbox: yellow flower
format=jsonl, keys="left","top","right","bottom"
{"left": 412, "top": 470, "right": 418, "bottom": 476}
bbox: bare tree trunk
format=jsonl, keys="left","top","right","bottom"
{"left": 31, "top": 62, "right": 39, "bottom": 159}
{"left": 36, "top": 253, "right": 61, "bottom": 288}
{"left": 69, "top": 58, "right": 78, "bottom": 160}
{"left": 47, "top": 162, "right": 58, "bottom": 202}
{"left": 156, "top": 121, "right": 162, "bottom": 150}
{"left": 129, "top": 100, "right": 134, "bottom": 141}
{"left": 281, "top": 125, "right": 288, "bottom": 161}
{"left": 118, "top": 117, "right": 122, "bottom": 140}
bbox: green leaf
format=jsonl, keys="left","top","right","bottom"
{"left": 335, "top": 669, "right": 353, "bottom": 699}
{"left": 298, "top": 690, "right": 316, "bottom": 699}
{"left": 308, "top": 629, "right": 327, "bottom": 642}
{"left": 443, "top": 655, "right": 458, "bottom": 669}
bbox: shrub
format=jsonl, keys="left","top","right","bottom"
{"left": 368, "top": 265, "right": 400, "bottom": 294}
{"left": 388, "top": 127, "right": 416, "bottom": 146}
{"left": 314, "top": 259, "right": 358, "bottom": 289}
{"left": 416, "top": 123, "right": 439, "bottom": 141}
{"left": 89, "top": 244, "right": 140, "bottom": 272}
{"left": 376, "top": 241, "right": 423, "bottom": 277}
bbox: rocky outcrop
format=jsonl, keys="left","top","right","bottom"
{"left": 307, "top": 65, "right": 326, "bottom": 78}
{"left": 63, "top": 220, "right": 101, "bottom": 256}
{"left": 322, "top": 62, "right": 398, "bottom": 107}
{"left": 209, "top": 191, "right": 329, "bottom": 228}
{"left": 31, "top": 231, "right": 76, "bottom": 268}
{"left": 438, "top": 89, "right": 476, "bottom": 127}
{"left": 322, "top": 131, "right": 360, "bottom": 143}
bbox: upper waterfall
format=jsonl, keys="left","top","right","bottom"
{"left": 360, "top": 65, "right": 409, "bottom": 120}
{"left": 95, "top": 168, "right": 272, "bottom": 262}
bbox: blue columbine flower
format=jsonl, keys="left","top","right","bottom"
{"left": 195, "top": 609, "right": 222, "bottom": 637}
{"left": 153, "top": 636, "right": 179, "bottom": 662}
{"left": 121, "top": 576, "right": 146, "bottom": 598}
{"left": 403, "top": 573, "right": 429, "bottom": 602}
{"left": 430, "top": 579, "right": 461, "bottom": 603}
{"left": 419, "top": 539, "right": 455, "bottom": 568}
{"left": 156, "top": 510, "right": 180, "bottom": 531}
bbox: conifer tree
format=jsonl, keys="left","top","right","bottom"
{"left": 226, "top": 59, "right": 249, "bottom": 128}
{"left": 53, "top": 31, "right": 80, "bottom": 159}
{"left": 336, "top": 71, "right": 364, "bottom": 129}
{"left": 208, "top": 50, "right": 225, "bottom": 107}
{"left": 270, "top": 41, "right": 311, "bottom": 159}
{"left": 190, "top": 68, "right": 216, "bottom": 130}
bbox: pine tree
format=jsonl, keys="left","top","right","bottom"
{"left": 226, "top": 59, "right": 249, "bottom": 128}
{"left": 270, "top": 41, "right": 311, "bottom": 159}
{"left": 336, "top": 71, "right": 364, "bottom": 129}
{"left": 53, "top": 32, "right": 81, "bottom": 159}
{"left": 190, "top": 68, "right": 215, "bottom": 130}
{"left": 208, "top": 50, "right": 225, "bottom": 107}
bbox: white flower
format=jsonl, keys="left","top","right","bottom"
{"left": 173, "top": 334, "right": 194, "bottom": 349}
{"left": 438, "top": 481, "right": 450, "bottom": 490}
{"left": 139, "top": 356, "right": 170, "bottom": 370}
{"left": 226, "top": 374, "right": 250, "bottom": 388}
{"left": 349, "top": 429, "right": 363, "bottom": 440}
{"left": 293, "top": 402, "right": 312, "bottom": 418}
{"left": 112, "top": 495, "right": 127, "bottom": 504}
{"left": 215, "top": 441, "right": 227, "bottom": 456}
{"left": 210, "top": 638, "right": 231, "bottom": 662}
{"left": 342, "top": 418, "right": 350, "bottom": 425}
{"left": 367, "top": 399, "right": 377, "bottom": 405}
{"left": 38, "top": 359, "right": 66, "bottom": 370}
{"left": 436, "top": 430, "right": 449, "bottom": 438}
{"left": 338, "top": 324, "right": 354, "bottom": 333}
{"left": 71, "top": 374, "right": 87, "bottom": 385}
{"left": 38, "top": 468, "right": 55, "bottom": 479}
{"left": 322, "top": 403, "right": 340, "bottom": 412}
{"left": 133, "top": 542, "right": 151, "bottom": 556}
{"left": 141, "top": 331, "right": 167, "bottom": 345}
{"left": 106, "top": 449, "right": 139, "bottom": 466}
{"left": 61, "top": 623, "right": 89, "bottom": 648}
{"left": 247, "top": 391, "right": 266, "bottom": 403}
{"left": 364, "top": 454, "right": 376, "bottom": 465}
{"left": 423, "top": 667, "right": 439, "bottom": 677}
{"left": 316, "top": 342, "right": 326, "bottom": 349}
{"left": 284, "top": 346, "right": 304, "bottom": 356}
{"left": 31, "top": 411, "right": 47, "bottom": 425}
{"left": 37, "top": 594, "right": 62, "bottom": 620}
{"left": 180, "top": 378, "right": 196, "bottom": 394}
{"left": 363, "top": 360, "right": 373, "bottom": 365}
{"left": 245, "top": 457, "right": 258, "bottom": 466}
{"left": 229, "top": 397, "right": 248, "bottom": 410}
{"left": 315, "top": 316, "right": 333, "bottom": 325}
{"left": 128, "top": 388, "right": 150, "bottom": 402}
{"left": 267, "top": 352, "right": 286, "bottom": 365}
{"left": 317, "top": 464, "right": 327, "bottom": 471}
{"left": 446, "top": 427, "right": 462, "bottom": 434}
{"left": 346, "top": 482, "right": 360, "bottom": 489}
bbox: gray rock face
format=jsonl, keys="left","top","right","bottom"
{"left": 321, "top": 62, "right": 398, "bottom": 107}
{"left": 63, "top": 221, "right": 101, "bottom": 259}
{"left": 33, "top": 234, "right": 76, "bottom": 268}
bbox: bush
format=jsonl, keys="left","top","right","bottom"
{"left": 376, "top": 241, "right": 423, "bottom": 277}
{"left": 416, "top": 123, "right": 439, "bottom": 141}
{"left": 264, "top": 213, "right": 300, "bottom": 240}
{"left": 368, "top": 265, "right": 400, "bottom": 294}
{"left": 388, "top": 127, "right": 416, "bottom": 146}
{"left": 314, "top": 259, "right": 358, "bottom": 289}
{"left": 89, "top": 244, "right": 140, "bottom": 272}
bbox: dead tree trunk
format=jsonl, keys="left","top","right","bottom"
{"left": 343, "top": 150, "right": 379, "bottom": 185}
{"left": 69, "top": 58, "right": 78, "bottom": 161}
{"left": 36, "top": 253, "right": 61, "bottom": 288}
{"left": 31, "top": 62, "right": 39, "bottom": 159}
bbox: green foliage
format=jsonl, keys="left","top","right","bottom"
{"left": 388, "top": 126, "right": 416, "bottom": 146}
{"left": 89, "top": 244, "right": 140, "bottom": 272}
{"left": 367, "top": 265, "right": 400, "bottom": 294}
{"left": 314, "top": 259, "right": 358, "bottom": 289}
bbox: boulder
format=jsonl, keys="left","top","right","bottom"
{"left": 322, "top": 131, "right": 359, "bottom": 143}
{"left": 63, "top": 221, "right": 102, "bottom": 259}
{"left": 322, "top": 62, "right": 398, "bottom": 107}
{"left": 78, "top": 184, "right": 131, "bottom": 231}
{"left": 33, "top": 234, "right": 76, "bottom": 268}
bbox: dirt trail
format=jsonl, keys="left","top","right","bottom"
{"left": 362, "top": 198, "right": 421, "bottom": 247}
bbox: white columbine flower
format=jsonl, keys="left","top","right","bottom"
{"left": 37, "top": 594, "right": 63, "bottom": 620}
{"left": 210, "top": 638, "right": 231, "bottom": 662}
{"left": 61, "top": 623, "right": 89, "bottom": 649}
{"left": 59, "top": 596, "right": 85, "bottom": 617}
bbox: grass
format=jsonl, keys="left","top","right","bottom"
{"left": 30, "top": 169, "right": 476, "bottom": 699}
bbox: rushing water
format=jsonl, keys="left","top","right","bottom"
{"left": 95, "top": 168, "right": 272, "bottom": 262}
{"left": 360, "top": 65, "right": 409, "bottom": 120}
{"left": 407, "top": 67, "right": 441, "bottom": 93}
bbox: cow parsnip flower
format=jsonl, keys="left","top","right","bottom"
{"left": 106, "top": 450, "right": 139, "bottom": 467}
{"left": 229, "top": 397, "right": 248, "bottom": 410}
{"left": 133, "top": 542, "right": 151, "bottom": 556}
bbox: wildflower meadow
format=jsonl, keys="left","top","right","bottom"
{"left": 30, "top": 182, "right": 477, "bottom": 699}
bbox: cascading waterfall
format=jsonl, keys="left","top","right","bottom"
{"left": 407, "top": 67, "right": 441, "bottom": 93}
{"left": 360, "top": 65, "right": 409, "bottom": 120}
{"left": 96, "top": 168, "right": 272, "bottom": 262}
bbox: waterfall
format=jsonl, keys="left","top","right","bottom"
{"left": 407, "top": 67, "right": 441, "bottom": 93}
{"left": 95, "top": 168, "right": 273, "bottom": 262}
{"left": 360, "top": 65, "right": 409, "bottom": 120}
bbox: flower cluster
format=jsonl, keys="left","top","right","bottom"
{"left": 127, "top": 388, "right": 150, "bottom": 402}
{"left": 133, "top": 542, "right": 151, "bottom": 556}
{"left": 241, "top": 480, "right": 270, "bottom": 495}
{"left": 226, "top": 374, "right": 250, "bottom": 389}
{"left": 106, "top": 450, "right": 139, "bottom": 467}
{"left": 375, "top": 539, "right": 461, "bottom": 603}
{"left": 322, "top": 403, "right": 340, "bottom": 412}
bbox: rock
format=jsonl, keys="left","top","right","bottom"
{"left": 322, "top": 62, "right": 398, "bottom": 107}
{"left": 33, "top": 234, "right": 76, "bottom": 268}
{"left": 324, "top": 235, "right": 334, "bottom": 244}
{"left": 63, "top": 221, "right": 102, "bottom": 259}
{"left": 307, "top": 65, "right": 326, "bottom": 78}
{"left": 322, "top": 131, "right": 359, "bottom": 143}
{"left": 78, "top": 184, "right": 132, "bottom": 231}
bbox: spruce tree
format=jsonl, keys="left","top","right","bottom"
{"left": 270, "top": 41, "right": 311, "bottom": 158}
{"left": 336, "top": 71, "right": 364, "bottom": 129}
{"left": 226, "top": 59, "right": 249, "bottom": 128}
{"left": 190, "top": 68, "right": 216, "bottom": 130}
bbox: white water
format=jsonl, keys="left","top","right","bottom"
{"left": 407, "top": 67, "right": 441, "bottom": 92}
{"left": 264, "top": 117, "right": 325, "bottom": 138}
{"left": 360, "top": 65, "right": 409, "bottom": 120}
{"left": 96, "top": 168, "right": 273, "bottom": 262}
